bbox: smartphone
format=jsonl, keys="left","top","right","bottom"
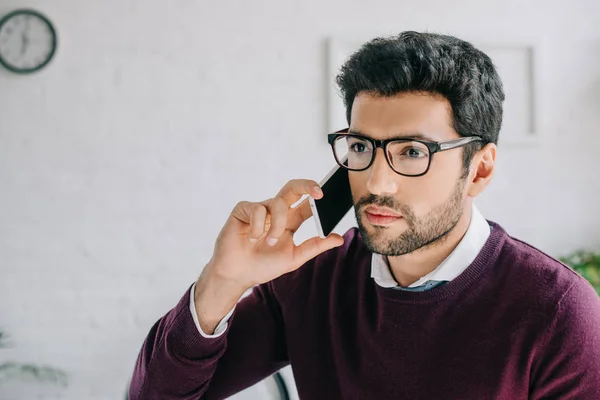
{"left": 309, "top": 159, "right": 354, "bottom": 238}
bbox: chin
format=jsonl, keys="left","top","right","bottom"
{"left": 357, "top": 219, "right": 396, "bottom": 249}
{"left": 360, "top": 232, "right": 397, "bottom": 255}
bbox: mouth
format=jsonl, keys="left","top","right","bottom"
{"left": 363, "top": 206, "right": 402, "bottom": 226}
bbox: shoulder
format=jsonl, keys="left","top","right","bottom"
{"left": 490, "top": 221, "right": 598, "bottom": 312}
{"left": 480, "top": 224, "right": 600, "bottom": 396}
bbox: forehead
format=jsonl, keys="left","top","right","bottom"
{"left": 349, "top": 91, "right": 458, "bottom": 141}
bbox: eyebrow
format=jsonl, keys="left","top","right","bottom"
{"left": 347, "top": 129, "right": 438, "bottom": 142}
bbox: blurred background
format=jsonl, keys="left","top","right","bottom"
{"left": 0, "top": 0, "right": 599, "bottom": 398}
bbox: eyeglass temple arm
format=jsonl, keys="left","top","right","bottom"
{"left": 438, "top": 136, "right": 481, "bottom": 151}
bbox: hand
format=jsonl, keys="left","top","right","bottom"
{"left": 204, "top": 179, "right": 345, "bottom": 293}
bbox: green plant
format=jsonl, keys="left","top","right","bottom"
{"left": 559, "top": 250, "right": 600, "bottom": 295}
{"left": 0, "top": 329, "right": 68, "bottom": 386}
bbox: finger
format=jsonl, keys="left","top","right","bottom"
{"left": 287, "top": 198, "right": 314, "bottom": 232}
{"left": 248, "top": 203, "right": 268, "bottom": 242}
{"left": 262, "top": 197, "right": 289, "bottom": 246}
{"left": 231, "top": 202, "right": 269, "bottom": 242}
{"left": 291, "top": 234, "right": 345, "bottom": 269}
{"left": 276, "top": 179, "right": 323, "bottom": 206}
{"left": 231, "top": 201, "right": 254, "bottom": 225}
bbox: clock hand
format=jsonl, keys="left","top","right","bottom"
{"left": 20, "top": 33, "right": 29, "bottom": 55}
{"left": 21, "top": 18, "right": 31, "bottom": 55}
{"left": 20, "top": 34, "right": 26, "bottom": 55}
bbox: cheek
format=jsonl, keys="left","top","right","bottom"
{"left": 348, "top": 172, "right": 365, "bottom": 201}
{"left": 399, "top": 178, "right": 437, "bottom": 216}
{"left": 429, "top": 151, "right": 464, "bottom": 178}
{"left": 415, "top": 156, "right": 463, "bottom": 204}
{"left": 413, "top": 176, "right": 454, "bottom": 207}
{"left": 405, "top": 163, "right": 463, "bottom": 214}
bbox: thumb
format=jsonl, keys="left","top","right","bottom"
{"left": 291, "top": 234, "right": 345, "bottom": 270}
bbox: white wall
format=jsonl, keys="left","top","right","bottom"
{"left": 1, "top": 0, "right": 599, "bottom": 398}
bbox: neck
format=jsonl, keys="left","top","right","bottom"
{"left": 387, "top": 202, "right": 473, "bottom": 287}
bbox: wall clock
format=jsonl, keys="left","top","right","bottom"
{"left": 0, "top": 9, "right": 57, "bottom": 74}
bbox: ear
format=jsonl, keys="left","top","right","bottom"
{"left": 466, "top": 143, "right": 496, "bottom": 197}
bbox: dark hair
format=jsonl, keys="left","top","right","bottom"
{"left": 335, "top": 31, "right": 505, "bottom": 172}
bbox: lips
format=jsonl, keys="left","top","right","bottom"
{"left": 364, "top": 206, "right": 401, "bottom": 217}
{"left": 364, "top": 206, "right": 402, "bottom": 226}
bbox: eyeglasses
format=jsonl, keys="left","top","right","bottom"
{"left": 327, "top": 128, "right": 482, "bottom": 177}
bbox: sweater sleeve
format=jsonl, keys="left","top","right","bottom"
{"left": 189, "top": 283, "right": 235, "bottom": 338}
{"left": 530, "top": 277, "right": 600, "bottom": 399}
{"left": 128, "top": 281, "right": 289, "bottom": 400}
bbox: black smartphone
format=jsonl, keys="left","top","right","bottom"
{"left": 309, "top": 160, "right": 354, "bottom": 238}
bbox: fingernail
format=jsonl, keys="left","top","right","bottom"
{"left": 267, "top": 237, "right": 278, "bottom": 246}
{"left": 249, "top": 237, "right": 257, "bottom": 243}
{"left": 312, "top": 186, "right": 322, "bottom": 194}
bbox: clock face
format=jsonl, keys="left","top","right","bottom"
{"left": 0, "top": 9, "right": 57, "bottom": 74}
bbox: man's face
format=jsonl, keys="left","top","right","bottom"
{"left": 349, "top": 91, "right": 470, "bottom": 256}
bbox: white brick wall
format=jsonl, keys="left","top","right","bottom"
{"left": 0, "top": 0, "right": 599, "bottom": 398}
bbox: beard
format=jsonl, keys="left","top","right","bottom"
{"left": 354, "top": 178, "right": 467, "bottom": 256}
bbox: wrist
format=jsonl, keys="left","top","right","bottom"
{"left": 198, "top": 262, "right": 250, "bottom": 301}
{"left": 194, "top": 266, "right": 248, "bottom": 332}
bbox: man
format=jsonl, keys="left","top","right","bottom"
{"left": 129, "top": 32, "right": 600, "bottom": 399}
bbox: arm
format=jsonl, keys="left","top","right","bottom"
{"left": 189, "top": 283, "right": 235, "bottom": 339}
{"left": 128, "top": 281, "right": 289, "bottom": 400}
{"left": 129, "top": 179, "right": 343, "bottom": 399}
{"left": 530, "top": 278, "right": 600, "bottom": 399}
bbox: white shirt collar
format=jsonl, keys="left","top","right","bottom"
{"left": 370, "top": 203, "right": 491, "bottom": 288}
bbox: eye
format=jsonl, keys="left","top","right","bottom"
{"left": 347, "top": 138, "right": 372, "bottom": 154}
{"left": 402, "top": 147, "right": 428, "bottom": 158}
{"left": 349, "top": 142, "right": 368, "bottom": 153}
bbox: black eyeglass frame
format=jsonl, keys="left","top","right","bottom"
{"left": 327, "top": 128, "right": 483, "bottom": 177}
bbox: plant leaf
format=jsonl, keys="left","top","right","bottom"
{"left": 0, "top": 362, "right": 68, "bottom": 386}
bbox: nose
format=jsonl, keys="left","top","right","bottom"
{"left": 365, "top": 148, "right": 399, "bottom": 196}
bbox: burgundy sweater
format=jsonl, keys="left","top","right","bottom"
{"left": 129, "top": 222, "right": 600, "bottom": 399}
